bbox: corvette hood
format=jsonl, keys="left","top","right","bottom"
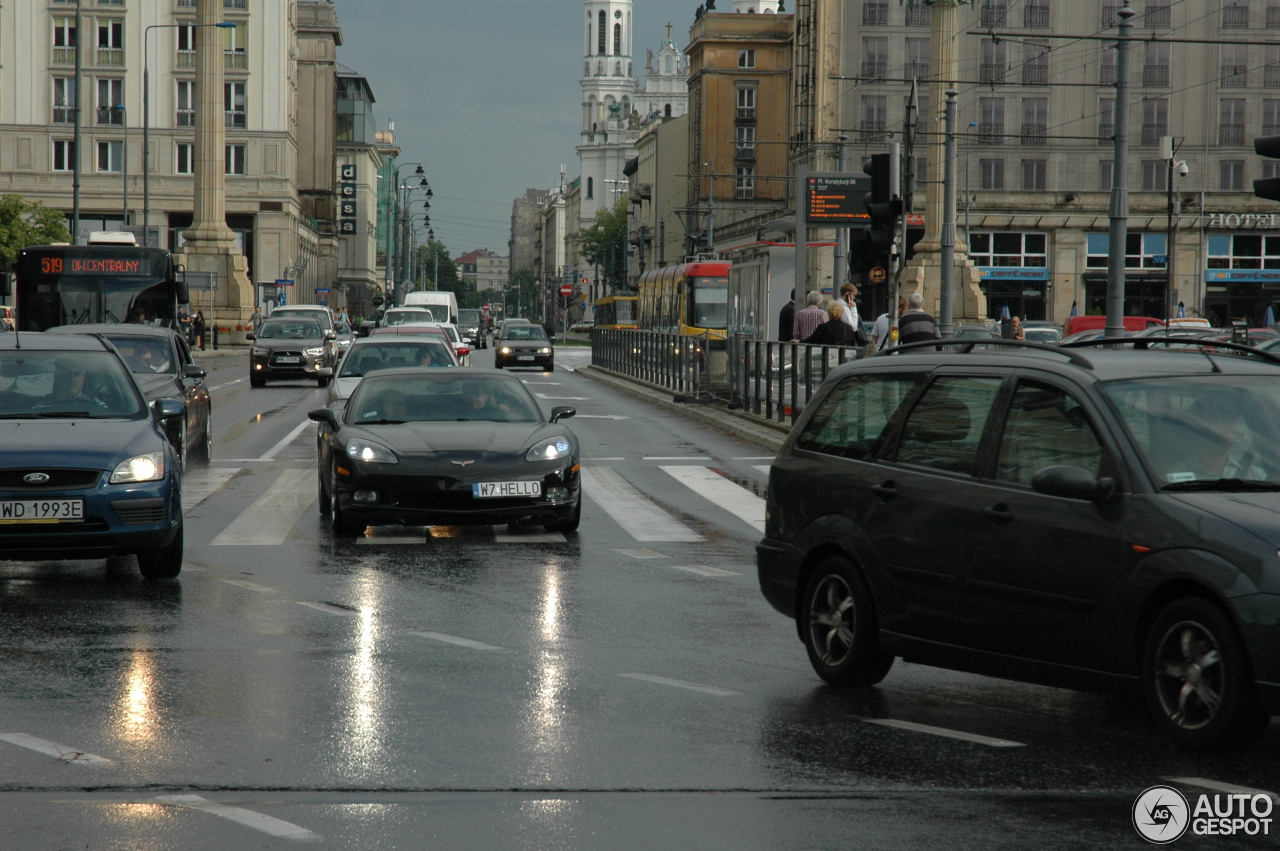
{"left": 346, "top": 421, "right": 562, "bottom": 457}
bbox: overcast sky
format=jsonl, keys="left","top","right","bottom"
{"left": 332, "top": 0, "right": 699, "bottom": 256}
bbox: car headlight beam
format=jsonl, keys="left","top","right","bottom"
{"left": 526, "top": 436, "right": 572, "bottom": 462}
{"left": 251, "top": 347, "right": 269, "bottom": 356}
{"left": 110, "top": 452, "right": 165, "bottom": 484}
{"left": 345, "top": 439, "right": 398, "bottom": 464}
{"left": 305, "top": 347, "right": 325, "bottom": 357}
{"left": 500, "top": 347, "right": 512, "bottom": 355}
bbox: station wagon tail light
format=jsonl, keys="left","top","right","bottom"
{"left": 527, "top": 436, "right": 572, "bottom": 462}
{"left": 110, "top": 452, "right": 164, "bottom": 484}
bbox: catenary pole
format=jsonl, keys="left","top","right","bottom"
{"left": 1105, "top": 1, "right": 1135, "bottom": 338}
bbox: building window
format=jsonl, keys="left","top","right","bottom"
{"left": 1022, "top": 97, "right": 1048, "bottom": 144}
{"left": 1142, "top": 99, "right": 1168, "bottom": 144}
{"left": 915, "top": 156, "right": 928, "bottom": 196}
{"left": 1023, "top": 159, "right": 1047, "bottom": 190}
{"left": 586, "top": 176, "right": 593, "bottom": 199}
{"left": 1220, "top": 98, "right": 1247, "bottom": 145}
{"left": 979, "top": 97, "right": 1005, "bottom": 142}
{"left": 1268, "top": 44, "right": 1280, "bottom": 87}
{"left": 1222, "top": 44, "right": 1248, "bottom": 87}
{"left": 1221, "top": 160, "right": 1246, "bottom": 191}
{"left": 861, "top": 37, "right": 887, "bottom": 80}
{"left": 1103, "top": 2, "right": 1119, "bottom": 27}
{"left": 906, "top": 3, "right": 931, "bottom": 25}
{"left": 177, "top": 81, "right": 195, "bottom": 127}
{"left": 53, "top": 140, "right": 75, "bottom": 172}
{"left": 1086, "top": 232, "right": 1168, "bottom": 268}
{"left": 1265, "top": 99, "right": 1280, "bottom": 135}
{"left": 1271, "top": 1, "right": 1280, "bottom": 27}
{"left": 1098, "top": 97, "right": 1115, "bottom": 144}
{"left": 97, "top": 19, "right": 124, "bottom": 66}
{"left": 980, "top": 39, "right": 1007, "bottom": 84}
{"left": 1022, "top": 42, "right": 1049, "bottom": 85}
{"left": 905, "top": 38, "right": 930, "bottom": 79}
{"left": 225, "top": 144, "right": 246, "bottom": 176}
{"left": 597, "top": 11, "right": 606, "bottom": 55}
{"left": 1144, "top": 41, "right": 1170, "bottom": 86}
{"left": 53, "top": 17, "right": 76, "bottom": 64}
{"left": 1223, "top": 0, "right": 1249, "bottom": 28}
{"left": 981, "top": 2, "right": 1008, "bottom": 27}
{"left": 96, "top": 78, "right": 123, "bottom": 125}
{"left": 735, "top": 125, "right": 756, "bottom": 159}
{"left": 1101, "top": 43, "right": 1117, "bottom": 85}
{"left": 738, "top": 49, "right": 755, "bottom": 69}
{"left": 97, "top": 140, "right": 122, "bottom": 173}
{"left": 613, "top": 23, "right": 621, "bottom": 55}
{"left": 980, "top": 159, "right": 1005, "bottom": 190}
{"left": 735, "top": 166, "right": 755, "bottom": 200}
{"left": 969, "top": 232, "right": 1048, "bottom": 268}
{"left": 53, "top": 77, "right": 75, "bottom": 124}
{"left": 1142, "top": 160, "right": 1168, "bottom": 191}
{"left": 1099, "top": 160, "right": 1114, "bottom": 191}
{"left": 1266, "top": 161, "right": 1280, "bottom": 181}
{"left": 1208, "top": 233, "right": 1280, "bottom": 269}
{"left": 225, "top": 81, "right": 246, "bottom": 128}
{"left": 664, "top": 103, "right": 672, "bottom": 118}
{"left": 224, "top": 21, "right": 247, "bottom": 70}
{"left": 1146, "top": 1, "right": 1172, "bottom": 28}
{"left": 1025, "top": 0, "right": 1051, "bottom": 27}
{"left": 860, "top": 94, "right": 886, "bottom": 138}
{"left": 862, "top": 1, "right": 888, "bottom": 26}
{"left": 176, "top": 143, "right": 194, "bottom": 175}
{"left": 737, "top": 86, "right": 757, "bottom": 120}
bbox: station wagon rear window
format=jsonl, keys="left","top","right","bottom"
{"left": 796, "top": 374, "right": 922, "bottom": 459}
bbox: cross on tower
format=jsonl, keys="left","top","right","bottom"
{"left": 665, "top": 22, "right": 673, "bottom": 40}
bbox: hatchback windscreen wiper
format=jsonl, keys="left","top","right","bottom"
{"left": 1162, "top": 479, "right": 1280, "bottom": 492}
{"left": 0, "top": 411, "right": 94, "bottom": 419}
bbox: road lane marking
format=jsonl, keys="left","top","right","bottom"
{"left": 535, "top": 393, "right": 590, "bottom": 401}
{"left": 218, "top": 579, "right": 276, "bottom": 592}
{"left": 671, "top": 565, "right": 742, "bottom": 577}
{"left": 182, "top": 467, "right": 242, "bottom": 512}
{"left": 406, "top": 630, "right": 503, "bottom": 651}
{"left": 211, "top": 469, "right": 314, "bottom": 546}
{"left": 1164, "top": 777, "right": 1280, "bottom": 805}
{"left": 296, "top": 601, "right": 362, "bottom": 617}
{"left": 643, "top": 456, "right": 711, "bottom": 461}
{"left": 735, "top": 457, "right": 775, "bottom": 461}
{"left": 660, "top": 466, "right": 766, "bottom": 533}
{"left": 521, "top": 381, "right": 563, "bottom": 385}
{"left": 492, "top": 528, "right": 567, "bottom": 543}
{"left": 618, "top": 673, "right": 742, "bottom": 696}
{"left": 258, "top": 419, "right": 315, "bottom": 462}
{"left": 584, "top": 457, "right": 627, "bottom": 461}
{"left": 154, "top": 795, "right": 321, "bottom": 842}
{"left": 862, "top": 718, "right": 1026, "bottom": 748}
{"left": 581, "top": 467, "right": 703, "bottom": 542}
{"left": 615, "top": 548, "right": 668, "bottom": 559}
{"left": 574, "top": 415, "right": 631, "bottom": 420}
{"left": 0, "top": 733, "right": 113, "bottom": 766}
{"left": 355, "top": 536, "right": 427, "bottom": 545}
{"left": 207, "top": 378, "right": 246, "bottom": 391}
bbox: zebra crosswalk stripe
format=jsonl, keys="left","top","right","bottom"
{"left": 182, "top": 468, "right": 242, "bottom": 513}
{"left": 580, "top": 466, "right": 703, "bottom": 542}
{"left": 210, "top": 469, "right": 314, "bottom": 546}
{"left": 660, "top": 466, "right": 766, "bottom": 533}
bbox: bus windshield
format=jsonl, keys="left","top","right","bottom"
{"left": 614, "top": 299, "right": 634, "bottom": 323}
{"left": 691, "top": 277, "right": 728, "bottom": 329}
{"left": 15, "top": 247, "right": 178, "bottom": 331}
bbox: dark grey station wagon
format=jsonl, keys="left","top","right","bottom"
{"left": 757, "top": 340, "right": 1280, "bottom": 750}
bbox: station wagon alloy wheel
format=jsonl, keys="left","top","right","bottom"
{"left": 801, "top": 556, "right": 893, "bottom": 687}
{"left": 1154, "top": 619, "right": 1224, "bottom": 732}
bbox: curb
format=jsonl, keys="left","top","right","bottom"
{"left": 575, "top": 365, "right": 790, "bottom": 454}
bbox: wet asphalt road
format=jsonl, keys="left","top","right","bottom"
{"left": 1, "top": 345, "right": 1277, "bottom": 849}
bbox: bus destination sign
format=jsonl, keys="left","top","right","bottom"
{"left": 805, "top": 172, "right": 872, "bottom": 226}
{"left": 24, "top": 250, "right": 162, "bottom": 277}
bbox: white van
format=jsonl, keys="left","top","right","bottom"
{"left": 403, "top": 291, "right": 458, "bottom": 325}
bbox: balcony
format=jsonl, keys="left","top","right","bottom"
{"left": 861, "top": 61, "right": 886, "bottom": 81}
{"left": 96, "top": 107, "right": 123, "bottom": 126}
{"left": 734, "top": 145, "right": 756, "bottom": 162}
{"left": 1220, "top": 124, "right": 1246, "bottom": 145}
{"left": 1102, "top": 4, "right": 1118, "bottom": 27}
{"left": 861, "top": 2, "right": 888, "bottom": 26}
{"left": 978, "top": 122, "right": 1005, "bottom": 142}
{"left": 1101, "top": 65, "right": 1117, "bottom": 85}
{"left": 1270, "top": 6, "right": 1280, "bottom": 27}
{"left": 1098, "top": 122, "right": 1114, "bottom": 144}
{"left": 859, "top": 119, "right": 885, "bottom": 140}
{"left": 53, "top": 47, "right": 75, "bottom": 65}
{"left": 225, "top": 111, "right": 246, "bottom": 129}
{"left": 97, "top": 47, "right": 124, "bottom": 67}
{"left": 906, "top": 4, "right": 930, "bottom": 25}
{"left": 225, "top": 50, "right": 247, "bottom": 70}
{"left": 224, "top": 0, "right": 248, "bottom": 9}
{"left": 1268, "top": 65, "right": 1280, "bottom": 87}
{"left": 176, "top": 109, "right": 194, "bottom": 127}
{"left": 981, "top": 5, "right": 1008, "bottom": 27}
{"left": 52, "top": 106, "right": 74, "bottom": 124}
{"left": 980, "top": 63, "right": 1007, "bottom": 84}
{"left": 1021, "top": 123, "right": 1047, "bottom": 145}
{"left": 1223, "top": 5, "right": 1249, "bottom": 27}
{"left": 1265, "top": 124, "right": 1280, "bottom": 135}
{"left": 736, "top": 107, "right": 756, "bottom": 121}
{"left": 904, "top": 61, "right": 930, "bottom": 80}
{"left": 1141, "top": 123, "right": 1168, "bottom": 144}
{"left": 1143, "top": 65, "right": 1170, "bottom": 87}
{"left": 177, "top": 0, "right": 196, "bottom": 6}
{"left": 1145, "top": 4, "right": 1171, "bottom": 28}
{"left": 1022, "top": 64, "right": 1048, "bottom": 85}
{"left": 1221, "top": 65, "right": 1248, "bottom": 86}
{"left": 1025, "top": 4, "right": 1050, "bottom": 27}
{"left": 176, "top": 49, "right": 195, "bottom": 69}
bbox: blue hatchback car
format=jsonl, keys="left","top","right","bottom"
{"left": 0, "top": 333, "right": 184, "bottom": 578}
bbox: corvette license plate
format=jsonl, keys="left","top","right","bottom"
{"left": 472, "top": 481, "right": 541, "bottom": 499}
{"left": 516, "top": 355, "right": 535, "bottom": 361}
{"left": 275, "top": 356, "right": 301, "bottom": 364}
{"left": 0, "top": 499, "right": 84, "bottom": 524}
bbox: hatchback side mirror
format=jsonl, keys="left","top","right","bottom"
{"left": 245, "top": 332, "right": 255, "bottom": 341}
{"left": 1032, "top": 465, "right": 1115, "bottom": 502}
{"left": 183, "top": 364, "right": 207, "bottom": 380}
{"left": 324, "top": 330, "right": 337, "bottom": 341}
{"left": 152, "top": 398, "right": 185, "bottom": 420}
{"left": 550, "top": 406, "right": 576, "bottom": 423}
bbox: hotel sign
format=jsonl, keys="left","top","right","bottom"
{"left": 1202, "top": 213, "right": 1280, "bottom": 229}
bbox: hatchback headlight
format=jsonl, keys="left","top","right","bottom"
{"left": 252, "top": 346, "right": 269, "bottom": 356}
{"left": 110, "top": 452, "right": 165, "bottom": 484}
{"left": 305, "top": 347, "right": 325, "bottom": 357}
{"left": 538, "top": 347, "right": 552, "bottom": 354}
{"left": 500, "top": 347, "right": 512, "bottom": 355}
{"left": 345, "top": 439, "right": 398, "bottom": 464}
{"left": 526, "top": 436, "right": 572, "bottom": 462}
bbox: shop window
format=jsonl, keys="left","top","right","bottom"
{"left": 969, "top": 232, "right": 1048, "bottom": 268}
{"left": 1086, "top": 232, "right": 1167, "bottom": 268}
{"left": 1208, "top": 234, "right": 1280, "bottom": 270}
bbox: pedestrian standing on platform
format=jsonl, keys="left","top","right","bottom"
{"left": 791, "top": 291, "right": 826, "bottom": 342}
{"left": 899, "top": 292, "right": 940, "bottom": 347}
{"left": 192, "top": 311, "right": 206, "bottom": 351}
{"left": 838, "top": 283, "right": 861, "bottom": 333}
{"left": 778, "top": 289, "right": 795, "bottom": 342}
{"left": 803, "top": 300, "right": 862, "bottom": 346}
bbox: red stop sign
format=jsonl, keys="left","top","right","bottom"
{"left": 559, "top": 284, "right": 573, "bottom": 297}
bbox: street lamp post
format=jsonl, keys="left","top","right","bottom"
{"left": 144, "top": 21, "right": 235, "bottom": 247}
{"left": 116, "top": 105, "right": 128, "bottom": 226}
{"left": 1163, "top": 136, "right": 1187, "bottom": 327}
{"left": 398, "top": 177, "right": 430, "bottom": 294}
{"left": 965, "top": 121, "right": 977, "bottom": 248}
{"left": 386, "top": 162, "right": 423, "bottom": 298}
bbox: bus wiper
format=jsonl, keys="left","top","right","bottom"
{"left": 1162, "top": 479, "right": 1280, "bottom": 492}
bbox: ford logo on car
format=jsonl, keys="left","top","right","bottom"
{"left": 22, "top": 473, "right": 50, "bottom": 484}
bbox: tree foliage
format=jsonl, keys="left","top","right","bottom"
{"left": 578, "top": 200, "right": 628, "bottom": 289}
{"left": 0, "top": 196, "right": 71, "bottom": 266}
{"left": 415, "top": 240, "right": 463, "bottom": 299}
{"left": 507, "top": 267, "right": 536, "bottom": 317}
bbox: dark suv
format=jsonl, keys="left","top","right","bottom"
{"left": 757, "top": 340, "right": 1280, "bottom": 750}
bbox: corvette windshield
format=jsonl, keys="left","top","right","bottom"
{"left": 350, "top": 375, "right": 541, "bottom": 424}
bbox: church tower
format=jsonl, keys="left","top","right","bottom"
{"left": 636, "top": 26, "right": 689, "bottom": 124}
{"left": 733, "top": 0, "right": 782, "bottom": 11}
{"left": 578, "top": 0, "right": 638, "bottom": 228}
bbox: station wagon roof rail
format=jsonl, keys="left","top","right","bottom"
{"left": 1062, "top": 336, "right": 1280, "bottom": 366}
{"left": 876, "top": 337, "right": 1097, "bottom": 369}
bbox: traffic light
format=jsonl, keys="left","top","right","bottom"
{"left": 1255, "top": 136, "right": 1280, "bottom": 201}
{"left": 861, "top": 153, "right": 901, "bottom": 249}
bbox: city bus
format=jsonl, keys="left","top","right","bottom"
{"left": 593, "top": 295, "right": 637, "bottom": 329}
{"left": 635, "top": 259, "right": 730, "bottom": 340}
{"left": 4, "top": 234, "right": 188, "bottom": 332}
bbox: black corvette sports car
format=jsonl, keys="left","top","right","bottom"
{"left": 309, "top": 368, "right": 580, "bottom": 535}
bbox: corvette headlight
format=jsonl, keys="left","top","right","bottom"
{"left": 345, "top": 439, "right": 398, "bottom": 464}
{"left": 110, "top": 452, "right": 165, "bottom": 484}
{"left": 538, "top": 347, "right": 552, "bottom": 354}
{"left": 252, "top": 346, "right": 269, "bottom": 356}
{"left": 526, "top": 436, "right": 572, "bottom": 462}
{"left": 500, "top": 347, "right": 512, "bottom": 355}
{"left": 305, "top": 347, "right": 325, "bottom": 357}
